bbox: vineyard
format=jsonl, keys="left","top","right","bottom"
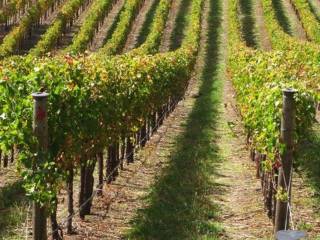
{"left": 0, "top": 0, "right": 320, "bottom": 239}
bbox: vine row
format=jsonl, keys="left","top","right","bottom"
{"left": 65, "top": 0, "right": 115, "bottom": 53}
{"left": 0, "top": 0, "right": 57, "bottom": 57}
{"left": 29, "top": 0, "right": 92, "bottom": 56}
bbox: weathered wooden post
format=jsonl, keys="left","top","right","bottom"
{"left": 32, "top": 92, "right": 49, "bottom": 240}
{"left": 274, "top": 89, "right": 296, "bottom": 236}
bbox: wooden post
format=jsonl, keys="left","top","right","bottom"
{"left": 126, "top": 136, "right": 134, "bottom": 164}
{"left": 274, "top": 89, "right": 297, "bottom": 235}
{"left": 32, "top": 92, "right": 49, "bottom": 240}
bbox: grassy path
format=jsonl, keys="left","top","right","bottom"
{"left": 0, "top": 180, "right": 27, "bottom": 240}
{"left": 169, "top": 0, "right": 192, "bottom": 50}
{"left": 280, "top": 0, "right": 307, "bottom": 40}
{"left": 215, "top": 0, "right": 274, "bottom": 239}
{"left": 127, "top": 0, "right": 222, "bottom": 238}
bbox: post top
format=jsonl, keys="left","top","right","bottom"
{"left": 32, "top": 92, "right": 49, "bottom": 99}
{"left": 282, "top": 88, "right": 297, "bottom": 94}
{"left": 276, "top": 230, "right": 306, "bottom": 240}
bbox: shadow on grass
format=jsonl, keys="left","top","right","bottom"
{"left": 307, "top": 0, "right": 320, "bottom": 22}
{"left": 239, "top": 0, "right": 258, "bottom": 48}
{"left": 272, "top": 0, "right": 292, "bottom": 35}
{"left": 170, "top": 0, "right": 192, "bottom": 51}
{"left": 0, "top": 181, "right": 28, "bottom": 239}
{"left": 102, "top": 3, "right": 123, "bottom": 46}
{"left": 126, "top": 0, "right": 226, "bottom": 239}
{"left": 296, "top": 123, "right": 320, "bottom": 206}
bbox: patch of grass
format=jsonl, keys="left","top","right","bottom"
{"left": 0, "top": 181, "right": 28, "bottom": 240}
{"left": 170, "top": 0, "right": 192, "bottom": 50}
{"left": 125, "top": 0, "right": 226, "bottom": 238}
{"left": 297, "top": 221, "right": 313, "bottom": 232}
{"left": 238, "top": 0, "right": 258, "bottom": 48}
{"left": 272, "top": 0, "right": 292, "bottom": 34}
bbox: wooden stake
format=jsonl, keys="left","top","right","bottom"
{"left": 274, "top": 89, "right": 297, "bottom": 235}
{"left": 32, "top": 92, "right": 49, "bottom": 240}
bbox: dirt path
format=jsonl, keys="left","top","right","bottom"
{"left": 281, "top": 0, "right": 307, "bottom": 40}
{"left": 122, "top": 0, "right": 157, "bottom": 53}
{"left": 254, "top": 0, "right": 272, "bottom": 51}
{"left": 159, "top": 0, "right": 182, "bottom": 52}
{"left": 89, "top": 0, "right": 125, "bottom": 52}
{"left": 290, "top": 171, "right": 320, "bottom": 238}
